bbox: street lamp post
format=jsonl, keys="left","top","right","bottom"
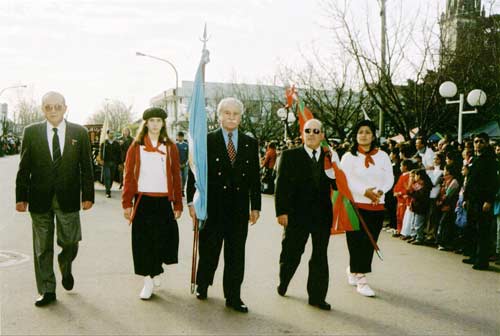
{"left": 276, "top": 107, "right": 296, "bottom": 142}
{"left": 439, "top": 81, "right": 487, "bottom": 143}
{"left": 0, "top": 85, "right": 27, "bottom": 97}
{"left": 136, "top": 51, "right": 179, "bottom": 134}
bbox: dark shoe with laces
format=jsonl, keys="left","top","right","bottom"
{"left": 35, "top": 293, "right": 56, "bottom": 307}
{"left": 225, "top": 298, "right": 248, "bottom": 313}
{"left": 195, "top": 285, "right": 207, "bottom": 300}
{"left": 411, "top": 240, "right": 424, "bottom": 246}
{"left": 62, "top": 273, "right": 74, "bottom": 291}
{"left": 462, "top": 258, "right": 475, "bottom": 265}
{"left": 308, "top": 299, "right": 331, "bottom": 311}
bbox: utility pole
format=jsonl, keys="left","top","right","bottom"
{"left": 379, "top": 0, "right": 387, "bottom": 138}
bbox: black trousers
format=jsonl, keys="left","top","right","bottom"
{"left": 279, "top": 219, "right": 330, "bottom": 302}
{"left": 466, "top": 202, "right": 494, "bottom": 266}
{"left": 346, "top": 209, "right": 384, "bottom": 274}
{"left": 132, "top": 196, "right": 179, "bottom": 277}
{"left": 196, "top": 217, "right": 248, "bottom": 301}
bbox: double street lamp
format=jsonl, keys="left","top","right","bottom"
{"left": 276, "top": 107, "right": 296, "bottom": 142}
{"left": 439, "top": 81, "right": 487, "bottom": 143}
{"left": 136, "top": 51, "right": 179, "bottom": 134}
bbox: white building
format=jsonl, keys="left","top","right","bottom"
{"left": 149, "top": 80, "right": 285, "bottom": 135}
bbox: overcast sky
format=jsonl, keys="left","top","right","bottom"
{"left": 0, "top": 0, "right": 473, "bottom": 125}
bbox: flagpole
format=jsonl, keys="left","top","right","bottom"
{"left": 190, "top": 24, "right": 210, "bottom": 294}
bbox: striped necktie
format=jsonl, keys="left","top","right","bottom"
{"left": 227, "top": 132, "right": 236, "bottom": 164}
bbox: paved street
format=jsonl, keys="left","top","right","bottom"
{"left": 1, "top": 154, "right": 499, "bottom": 335}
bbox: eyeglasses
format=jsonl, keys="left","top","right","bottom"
{"left": 304, "top": 128, "right": 321, "bottom": 135}
{"left": 44, "top": 104, "right": 64, "bottom": 112}
{"left": 474, "top": 139, "right": 486, "bottom": 144}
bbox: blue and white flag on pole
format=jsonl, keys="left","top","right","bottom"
{"left": 188, "top": 50, "right": 210, "bottom": 221}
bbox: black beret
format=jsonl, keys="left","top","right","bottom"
{"left": 143, "top": 107, "right": 167, "bottom": 120}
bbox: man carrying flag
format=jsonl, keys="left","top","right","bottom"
{"left": 275, "top": 118, "right": 336, "bottom": 311}
{"left": 187, "top": 97, "right": 261, "bottom": 313}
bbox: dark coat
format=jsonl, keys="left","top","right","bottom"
{"left": 16, "top": 121, "right": 95, "bottom": 213}
{"left": 100, "top": 139, "right": 121, "bottom": 164}
{"left": 464, "top": 148, "right": 499, "bottom": 204}
{"left": 187, "top": 128, "right": 261, "bottom": 223}
{"left": 275, "top": 146, "right": 334, "bottom": 228}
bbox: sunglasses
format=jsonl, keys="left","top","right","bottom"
{"left": 44, "top": 104, "right": 64, "bottom": 112}
{"left": 304, "top": 128, "right": 321, "bottom": 135}
{"left": 474, "top": 139, "right": 486, "bottom": 144}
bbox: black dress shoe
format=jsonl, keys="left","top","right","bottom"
{"left": 225, "top": 299, "right": 249, "bottom": 313}
{"left": 35, "top": 293, "right": 56, "bottom": 307}
{"left": 472, "top": 264, "right": 489, "bottom": 270}
{"left": 277, "top": 284, "right": 287, "bottom": 297}
{"left": 62, "top": 273, "right": 74, "bottom": 291}
{"left": 308, "top": 299, "right": 331, "bottom": 311}
{"left": 196, "top": 285, "right": 207, "bottom": 300}
{"left": 462, "top": 258, "right": 475, "bottom": 265}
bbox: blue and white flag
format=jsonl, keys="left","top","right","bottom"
{"left": 188, "top": 49, "right": 210, "bottom": 221}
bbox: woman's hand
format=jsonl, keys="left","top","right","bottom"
{"left": 364, "top": 187, "right": 381, "bottom": 204}
{"left": 174, "top": 210, "right": 182, "bottom": 219}
{"left": 124, "top": 207, "right": 133, "bottom": 223}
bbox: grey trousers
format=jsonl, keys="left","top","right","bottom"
{"left": 30, "top": 196, "right": 81, "bottom": 294}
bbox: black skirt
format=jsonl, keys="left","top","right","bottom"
{"left": 131, "top": 195, "right": 179, "bottom": 277}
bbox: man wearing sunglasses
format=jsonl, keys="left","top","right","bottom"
{"left": 275, "top": 118, "right": 336, "bottom": 310}
{"left": 462, "top": 132, "right": 498, "bottom": 270}
{"left": 15, "top": 91, "right": 95, "bottom": 306}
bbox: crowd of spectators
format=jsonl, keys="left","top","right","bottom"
{"left": 259, "top": 133, "right": 500, "bottom": 270}
{"left": 0, "top": 133, "right": 21, "bottom": 157}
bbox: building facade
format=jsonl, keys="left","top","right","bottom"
{"left": 149, "top": 81, "right": 285, "bottom": 136}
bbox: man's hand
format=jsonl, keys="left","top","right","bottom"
{"left": 124, "top": 207, "right": 133, "bottom": 223}
{"left": 188, "top": 205, "right": 198, "bottom": 230}
{"left": 483, "top": 202, "right": 492, "bottom": 212}
{"left": 188, "top": 205, "right": 196, "bottom": 219}
{"left": 249, "top": 210, "right": 260, "bottom": 225}
{"left": 82, "top": 201, "right": 93, "bottom": 210}
{"left": 16, "top": 202, "right": 28, "bottom": 212}
{"left": 174, "top": 210, "right": 182, "bottom": 219}
{"left": 277, "top": 214, "right": 288, "bottom": 227}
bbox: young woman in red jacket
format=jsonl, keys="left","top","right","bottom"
{"left": 122, "top": 107, "right": 183, "bottom": 300}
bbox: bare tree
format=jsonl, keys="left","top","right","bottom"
{"left": 87, "top": 99, "right": 134, "bottom": 132}
{"left": 276, "top": 49, "right": 369, "bottom": 140}
{"left": 13, "top": 96, "right": 44, "bottom": 130}
{"left": 323, "top": 0, "right": 454, "bottom": 139}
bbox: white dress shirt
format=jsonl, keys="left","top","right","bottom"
{"left": 46, "top": 120, "right": 66, "bottom": 160}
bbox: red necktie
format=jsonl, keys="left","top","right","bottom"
{"left": 227, "top": 132, "right": 236, "bottom": 164}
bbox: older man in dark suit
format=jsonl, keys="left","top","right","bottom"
{"left": 187, "top": 97, "right": 261, "bottom": 313}
{"left": 275, "top": 118, "right": 335, "bottom": 310}
{"left": 16, "top": 91, "right": 94, "bottom": 307}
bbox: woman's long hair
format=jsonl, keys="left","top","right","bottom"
{"left": 413, "top": 168, "right": 432, "bottom": 190}
{"left": 349, "top": 119, "right": 379, "bottom": 156}
{"left": 134, "top": 119, "right": 173, "bottom": 146}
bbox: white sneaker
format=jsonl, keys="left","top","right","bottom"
{"left": 139, "top": 276, "right": 154, "bottom": 300}
{"left": 346, "top": 266, "right": 358, "bottom": 286}
{"left": 356, "top": 275, "right": 375, "bottom": 297}
{"left": 153, "top": 276, "right": 161, "bottom": 287}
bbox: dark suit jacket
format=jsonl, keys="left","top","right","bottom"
{"left": 16, "top": 120, "right": 95, "bottom": 213}
{"left": 187, "top": 128, "right": 261, "bottom": 223}
{"left": 275, "top": 146, "right": 334, "bottom": 228}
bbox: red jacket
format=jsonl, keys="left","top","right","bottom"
{"left": 122, "top": 141, "right": 183, "bottom": 212}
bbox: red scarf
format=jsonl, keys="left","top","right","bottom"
{"left": 143, "top": 134, "right": 166, "bottom": 155}
{"left": 358, "top": 145, "right": 378, "bottom": 168}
